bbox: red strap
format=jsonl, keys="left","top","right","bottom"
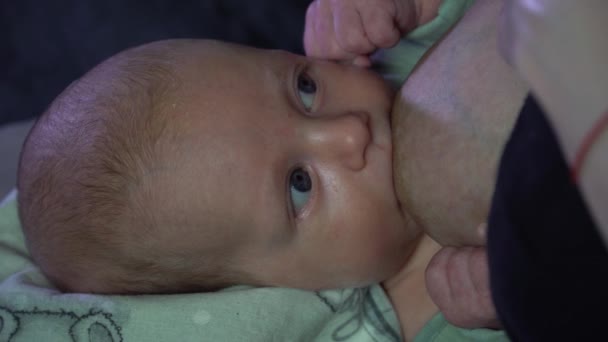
{"left": 571, "top": 110, "right": 608, "bottom": 182}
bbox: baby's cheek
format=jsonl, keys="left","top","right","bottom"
{"left": 277, "top": 125, "right": 295, "bottom": 139}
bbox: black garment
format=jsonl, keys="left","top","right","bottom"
{"left": 488, "top": 95, "right": 608, "bottom": 341}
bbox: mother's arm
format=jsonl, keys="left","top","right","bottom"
{"left": 500, "top": 0, "right": 608, "bottom": 245}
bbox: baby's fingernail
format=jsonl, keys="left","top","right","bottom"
{"left": 352, "top": 55, "right": 371, "bottom": 68}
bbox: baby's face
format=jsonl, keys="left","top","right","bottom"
{"left": 155, "top": 41, "right": 421, "bottom": 289}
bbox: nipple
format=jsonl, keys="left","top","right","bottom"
{"left": 477, "top": 222, "right": 488, "bottom": 242}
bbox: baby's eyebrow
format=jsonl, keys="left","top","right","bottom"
{"left": 267, "top": 55, "right": 294, "bottom": 91}
{"left": 262, "top": 59, "right": 300, "bottom": 120}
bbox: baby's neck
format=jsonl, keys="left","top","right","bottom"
{"left": 382, "top": 235, "right": 441, "bottom": 341}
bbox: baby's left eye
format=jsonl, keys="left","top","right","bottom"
{"left": 289, "top": 167, "right": 312, "bottom": 216}
{"left": 297, "top": 71, "right": 317, "bottom": 111}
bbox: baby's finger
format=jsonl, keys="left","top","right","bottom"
{"left": 333, "top": 2, "right": 375, "bottom": 55}
{"left": 360, "top": 6, "right": 402, "bottom": 49}
{"left": 304, "top": 0, "right": 329, "bottom": 56}
{"left": 304, "top": 0, "right": 356, "bottom": 60}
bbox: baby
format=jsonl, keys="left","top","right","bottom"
{"left": 17, "top": 0, "right": 519, "bottom": 338}
{"left": 18, "top": 38, "right": 420, "bottom": 294}
{"left": 16, "top": 39, "right": 445, "bottom": 340}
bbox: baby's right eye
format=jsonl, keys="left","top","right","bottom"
{"left": 297, "top": 71, "right": 317, "bottom": 112}
{"left": 289, "top": 167, "right": 312, "bottom": 216}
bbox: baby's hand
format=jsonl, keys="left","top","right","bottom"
{"left": 303, "top": 0, "right": 419, "bottom": 67}
{"left": 425, "top": 246, "right": 502, "bottom": 329}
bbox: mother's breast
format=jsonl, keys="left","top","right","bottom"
{"left": 390, "top": 0, "right": 528, "bottom": 246}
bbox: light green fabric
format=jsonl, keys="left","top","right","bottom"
{"left": 415, "top": 313, "right": 509, "bottom": 342}
{"left": 313, "top": 286, "right": 402, "bottom": 342}
{"left": 373, "top": 0, "right": 475, "bottom": 87}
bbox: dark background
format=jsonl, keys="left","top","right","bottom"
{"left": 0, "top": 0, "right": 312, "bottom": 126}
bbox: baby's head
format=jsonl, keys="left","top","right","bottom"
{"left": 18, "top": 39, "right": 421, "bottom": 294}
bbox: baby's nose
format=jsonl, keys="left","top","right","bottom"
{"left": 306, "top": 112, "right": 371, "bottom": 170}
